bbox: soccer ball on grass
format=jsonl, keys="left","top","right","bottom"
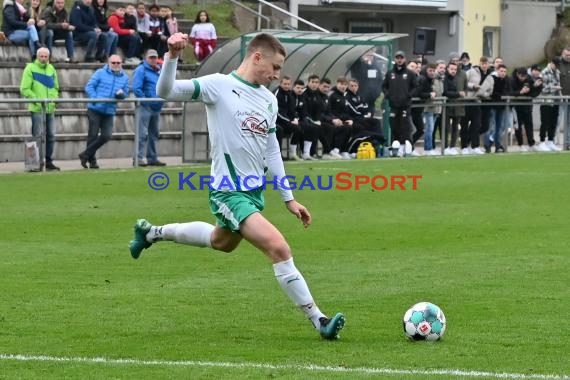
{"left": 403, "top": 302, "right": 446, "bottom": 341}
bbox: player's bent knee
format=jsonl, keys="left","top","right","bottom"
{"left": 211, "top": 236, "right": 241, "bottom": 253}
{"left": 268, "top": 241, "right": 292, "bottom": 261}
{"left": 212, "top": 241, "right": 238, "bottom": 253}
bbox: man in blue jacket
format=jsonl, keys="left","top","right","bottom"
{"left": 79, "top": 54, "right": 129, "bottom": 169}
{"left": 132, "top": 49, "right": 165, "bottom": 166}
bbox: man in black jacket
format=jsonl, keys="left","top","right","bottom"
{"left": 381, "top": 51, "right": 417, "bottom": 152}
{"left": 509, "top": 66, "right": 542, "bottom": 151}
{"left": 40, "top": 0, "right": 76, "bottom": 62}
{"left": 350, "top": 48, "right": 384, "bottom": 116}
{"left": 69, "top": 0, "right": 108, "bottom": 62}
{"left": 327, "top": 76, "right": 355, "bottom": 159}
{"left": 485, "top": 64, "right": 511, "bottom": 153}
{"left": 1, "top": 0, "right": 41, "bottom": 59}
{"left": 304, "top": 75, "right": 335, "bottom": 158}
{"left": 275, "top": 75, "right": 302, "bottom": 160}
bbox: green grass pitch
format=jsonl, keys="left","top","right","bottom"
{"left": 0, "top": 154, "right": 568, "bottom": 379}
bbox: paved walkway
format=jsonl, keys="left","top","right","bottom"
{"left": 0, "top": 156, "right": 187, "bottom": 174}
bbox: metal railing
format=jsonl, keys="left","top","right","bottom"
{"left": 0, "top": 97, "right": 190, "bottom": 167}
{"left": 3, "top": 95, "right": 569, "bottom": 166}
{"left": 400, "top": 95, "right": 570, "bottom": 154}
{"left": 231, "top": 0, "right": 330, "bottom": 32}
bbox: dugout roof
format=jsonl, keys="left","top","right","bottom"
{"left": 195, "top": 30, "right": 408, "bottom": 90}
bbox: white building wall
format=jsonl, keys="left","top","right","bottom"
{"left": 501, "top": 1, "right": 559, "bottom": 66}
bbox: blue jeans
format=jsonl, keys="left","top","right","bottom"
{"left": 42, "top": 29, "right": 75, "bottom": 59}
{"left": 136, "top": 105, "right": 161, "bottom": 162}
{"left": 423, "top": 111, "right": 436, "bottom": 151}
{"left": 84, "top": 109, "right": 114, "bottom": 161}
{"left": 8, "top": 27, "right": 40, "bottom": 57}
{"left": 31, "top": 112, "right": 55, "bottom": 162}
{"left": 103, "top": 31, "right": 118, "bottom": 56}
{"left": 75, "top": 31, "right": 107, "bottom": 59}
{"left": 486, "top": 108, "right": 506, "bottom": 148}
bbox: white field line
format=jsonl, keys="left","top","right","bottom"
{"left": 0, "top": 353, "right": 568, "bottom": 379}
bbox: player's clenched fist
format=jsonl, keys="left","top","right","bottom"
{"left": 167, "top": 33, "right": 189, "bottom": 58}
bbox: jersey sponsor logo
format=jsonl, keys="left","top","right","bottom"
{"left": 232, "top": 89, "right": 241, "bottom": 98}
{"left": 237, "top": 110, "right": 270, "bottom": 136}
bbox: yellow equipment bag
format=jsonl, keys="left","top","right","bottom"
{"left": 356, "top": 142, "right": 376, "bottom": 159}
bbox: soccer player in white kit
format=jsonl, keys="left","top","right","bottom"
{"left": 129, "top": 32, "right": 345, "bottom": 340}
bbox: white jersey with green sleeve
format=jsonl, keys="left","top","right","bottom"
{"left": 156, "top": 57, "right": 294, "bottom": 201}
{"left": 194, "top": 71, "right": 277, "bottom": 191}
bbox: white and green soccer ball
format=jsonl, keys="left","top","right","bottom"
{"left": 403, "top": 302, "right": 446, "bottom": 341}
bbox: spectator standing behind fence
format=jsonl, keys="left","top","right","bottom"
{"left": 132, "top": 49, "right": 165, "bottom": 167}
{"left": 20, "top": 47, "right": 60, "bottom": 171}
{"left": 381, "top": 50, "right": 416, "bottom": 155}
{"left": 558, "top": 47, "right": 570, "bottom": 150}
{"left": 509, "top": 66, "right": 542, "bottom": 152}
{"left": 349, "top": 48, "right": 384, "bottom": 116}
{"left": 107, "top": 5, "right": 141, "bottom": 64}
{"left": 538, "top": 57, "right": 563, "bottom": 152}
{"left": 40, "top": 0, "right": 77, "bottom": 63}
{"left": 2, "top": 0, "right": 42, "bottom": 60}
{"left": 414, "top": 63, "right": 438, "bottom": 155}
{"left": 79, "top": 54, "right": 129, "bottom": 169}
{"left": 190, "top": 10, "right": 217, "bottom": 63}
{"left": 484, "top": 64, "right": 511, "bottom": 153}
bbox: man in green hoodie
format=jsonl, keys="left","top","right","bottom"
{"left": 20, "top": 47, "right": 60, "bottom": 171}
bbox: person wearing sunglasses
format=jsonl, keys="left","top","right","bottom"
{"left": 80, "top": 54, "right": 129, "bottom": 169}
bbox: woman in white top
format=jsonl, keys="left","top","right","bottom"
{"left": 189, "top": 9, "right": 217, "bottom": 62}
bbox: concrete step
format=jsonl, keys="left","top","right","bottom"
{"left": 0, "top": 107, "right": 183, "bottom": 135}
{"left": 0, "top": 40, "right": 202, "bottom": 68}
{"left": 178, "top": 20, "right": 194, "bottom": 33}
{"left": 0, "top": 61, "right": 198, "bottom": 86}
{"left": 0, "top": 131, "right": 181, "bottom": 163}
{"left": 105, "top": 0, "right": 196, "bottom": 8}
{"left": 0, "top": 86, "right": 183, "bottom": 110}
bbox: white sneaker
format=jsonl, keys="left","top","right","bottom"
{"left": 329, "top": 150, "right": 342, "bottom": 159}
{"left": 397, "top": 146, "right": 404, "bottom": 157}
{"left": 547, "top": 141, "right": 562, "bottom": 151}
{"left": 536, "top": 142, "right": 550, "bottom": 152}
{"left": 471, "top": 147, "right": 485, "bottom": 155}
{"left": 350, "top": 153, "right": 357, "bottom": 159}
{"left": 290, "top": 154, "right": 301, "bottom": 161}
{"left": 410, "top": 150, "right": 421, "bottom": 157}
{"left": 125, "top": 57, "right": 141, "bottom": 65}
{"left": 340, "top": 152, "right": 351, "bottom": 159}
{"left": 461, "top": 147, "right": 472, "bottom": 155}
{"left": 321, "top": 154, "right": 332, "bottom": 160}
{"left": 404, "top": 140, "right": 413, "bottom": 156}
{"left": 444, "top": 147, "right": 458, "bottom": 156}
{"left": 519, "top": 145, "right": 529, "bottom": 152}
{"left": 301, "top": 154, "right": 317, "bottom": 160}
{"left": 425, "top": 149, "right": 438, "bottom": 156}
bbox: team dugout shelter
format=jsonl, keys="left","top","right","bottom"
{"left": 184, "top": 30, "right": 407, "bottom": 162}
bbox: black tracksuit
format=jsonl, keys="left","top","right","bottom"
{"left": 382, "top": 65, "right": 417, "bottom": 144}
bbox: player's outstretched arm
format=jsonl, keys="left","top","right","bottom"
{"left": 156, "top": 33, "right": 197, "bottom": 101}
